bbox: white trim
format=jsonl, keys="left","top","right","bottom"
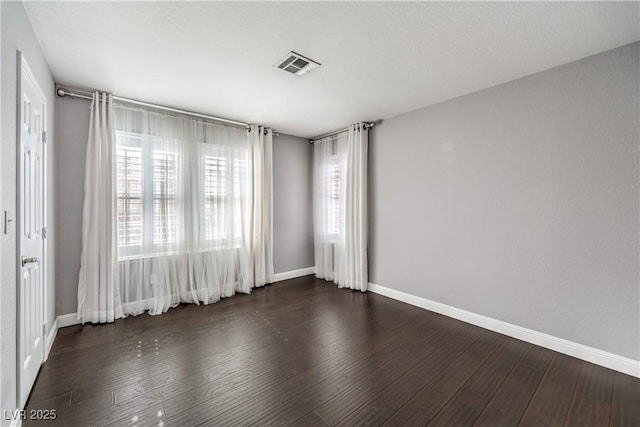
{"left": 272, "top": 267, "right": 315, "bottom": 283}
{"left": 56, "top": 312, "right": 81, "bottom": 328}
{"left": 44, "top": 319, "right": 57, "bottom": 361}
{"left": 368, "top": 282, "right": 640, "bottom": 378}
{"left": 16, "top": 51, "right": 50, "bottom": 410}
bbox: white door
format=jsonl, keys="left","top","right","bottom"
{"left": 18, "top": 53, "right": 47, "bottom": 408}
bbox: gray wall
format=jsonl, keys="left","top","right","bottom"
{"left": 1, "top": 0, "right": 56, "bottom": 418}
{"left": 55, "top": 98, "right": 314, "bottom": 316}
{"left": 54, "top": 96, "right": 89, "bottom": 316}
{"left": 273, "top": 133, "right": 314, "bottom": 273}
{"left": 369, "top": 42, "right": 640, "bottom": 360}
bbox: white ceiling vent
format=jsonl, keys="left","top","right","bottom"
{"left": 275, "top": 51, "right": 321, "bottom": 76}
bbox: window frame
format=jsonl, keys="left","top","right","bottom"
{"left": 198, "top": 143, "right": 249, "bottom": 250}
{"left": 327, "top": 161, "right": 342, "bottom": 237}
{"left": 116, "top": 131, "right": 181, "bottom": 260}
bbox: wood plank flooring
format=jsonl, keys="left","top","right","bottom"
{"left": 23, "top": 275, "right": 639, "bottom": 426}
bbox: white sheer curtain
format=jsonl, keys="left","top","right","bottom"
{"left": 249, "top": 125, "right": 274, "bottom": 286}
{"left": 78, "top": 100, "right": 274, "bottom": 320}
{"left": 77, "top": 92, "right": 124, "bottom": 323}
{"left": 313, "top": 123, "right": 368, "bottom": 291}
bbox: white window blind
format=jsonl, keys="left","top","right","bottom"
{"left": 116, "top": 144, "right": 143, "bottom": 249}
{"left": 116, "top": 132, "right": 182, "bottom": 258}
{"left": 115, "top": 113, "right": 252, "bottom": 260}
{"left": 152, "top": 150, "right": 178, "bottom": 245}
{"left": 198, "top": 144, "right": 248, "bottom": 249}
{"left": 203, "top": 155, "right": 227, "bottom": 241}
{"left": 327, "top": 163, "right": 341, "bottom": 236}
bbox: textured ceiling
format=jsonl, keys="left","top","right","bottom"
{"left": 23, "top": 1, "right": 640, "bottom": 138}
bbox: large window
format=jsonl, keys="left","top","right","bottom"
{"left": 104, "top": 106, "right": 272, "bottom": 318}
{"left": 116, "top": 131, "right": 249, "bottom": 259}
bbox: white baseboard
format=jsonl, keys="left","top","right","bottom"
{"left": 53, "top": 276, "right": 639, "bottom": 377}
{"left": 368, "top": 282, "right": 640, "bottom": 378}
{"left": 44, "top": 319, "right": 58, "bottom": 361}
{"left": 273, "top": 267, "right": 315, "bottom": 283}
{"left": 56, "top": 312, "right": 81, "bottom": 328}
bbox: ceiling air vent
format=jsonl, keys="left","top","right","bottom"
{"left": 275, "top": 51, "right": 321, "bottom": 76}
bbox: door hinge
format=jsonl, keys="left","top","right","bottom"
{"left": 42, "top": 226, "right": 47, "bottom": 239}
{"left": 42, "top": 131, "right": 47, "bottom": 143}
{"left": 42, "top": 322, "right": 47, "bottom": 336}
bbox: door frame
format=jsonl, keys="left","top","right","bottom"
{"left": 15, "top": 50, "right": 48, "bottom": 409}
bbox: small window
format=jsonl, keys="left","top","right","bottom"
{"left": 328, "top": 164, "right": 341, "bottom": 235}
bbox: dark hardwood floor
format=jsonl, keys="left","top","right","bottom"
{"left": 24, "top": 275, "right": 640, "bottom": 426}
